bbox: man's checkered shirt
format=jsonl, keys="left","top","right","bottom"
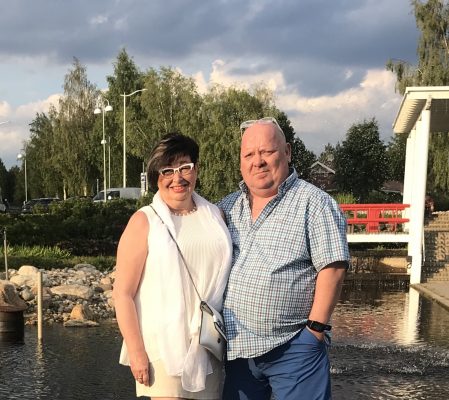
{"left": 218, "top": 169, "right": 350, "bottom": 360}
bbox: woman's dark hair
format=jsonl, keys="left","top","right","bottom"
{"left": 146, "top": 132, "right": 199, "bottom": 192}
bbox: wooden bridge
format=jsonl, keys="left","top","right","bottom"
{"left": 340, "top": 203, "right": 410, "bottom": 243}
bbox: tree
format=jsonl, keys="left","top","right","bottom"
{"left": 27, "top": 111, "right": 63, "bottom": 197}
{"left": 55, "top": 58, "right": 99, "bottom": 197}
{"left": 0, "top": 158, "right": 7, "bottom": 200}
{"left": 137, "top": 67, "right": 203, "bottom": 162}
{"left": 334, "top": 119, "right": 388, "bottom": 201}
{"left": 386, "top": 134, "right": 407, "bottom": 181}
{"left": 318, "top": 143, "right": 336, "bottom": 168}
{"left": 387, "top": 0, "right": 449, "bottom": 193}
{"left": 106, "top": 49, "right": 145, "bottom": 187}
{"left": 6, "top": 166, "right": 19, "bottom": 204}
{"left": 198, "top": 86, "right": 267, "bottom": 201}
{"left": 276, "top": 112, "right": 316, "bottom": 180}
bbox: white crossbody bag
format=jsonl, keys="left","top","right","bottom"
{"left": 150, "top": 206, "right": 227, "bottom": 361}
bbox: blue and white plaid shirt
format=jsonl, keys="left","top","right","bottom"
{"left": 218, "top": 169, "right": 350, "bottom": 360}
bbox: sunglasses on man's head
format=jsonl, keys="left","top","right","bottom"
{"left": 239, "top": 117, "right": 284, "bottom": 137}
{"left": 158, "top": 163, "right": 195, "bottom": 178}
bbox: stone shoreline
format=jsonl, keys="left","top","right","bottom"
{"left": 0, "top": 263, "right": 115, "bottom": 327}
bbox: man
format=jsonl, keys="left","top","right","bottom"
{"left": 219, "top": 117, "right": 350, "bottom": 400}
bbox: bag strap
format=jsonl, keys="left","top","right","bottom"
{"left": 149, "top": 205, "right": 203, "bottom": 302}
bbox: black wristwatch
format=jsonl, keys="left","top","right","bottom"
{"left": 306, "top": 319, "right": 332, "bottom": 333}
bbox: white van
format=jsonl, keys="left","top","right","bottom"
{"left": 93, "top": 187, "right": 142, "bottom": 202}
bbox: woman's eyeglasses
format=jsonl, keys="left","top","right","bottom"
{"left": 158, "top": 163, "right": 195, "bottom": 178}
{"left": 239, "top": 117, "right": 284, "bottom": 137}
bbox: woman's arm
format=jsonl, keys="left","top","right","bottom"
{"left": 113, "top": 211, "right": 150, "bottom": 386}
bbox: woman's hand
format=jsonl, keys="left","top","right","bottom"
{"left": 130, "top": 351, "right": 151, "bottom": 386}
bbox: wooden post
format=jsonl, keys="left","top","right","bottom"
{"left": 37, "top": 271, "right": 43, "bottom": 341}
{"left": 2, "top": 227, "right": 8, "bottom": 281}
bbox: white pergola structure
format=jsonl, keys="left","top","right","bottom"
{"left": 393, "top": 86, "right": 449, "bottom": 284}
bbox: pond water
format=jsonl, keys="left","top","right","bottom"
{"left": 1, "top": 284, "right": 449, "bottom": 400}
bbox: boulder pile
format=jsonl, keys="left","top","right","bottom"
{"left": 0, "top": 263, "right": 115, "bottom": 327}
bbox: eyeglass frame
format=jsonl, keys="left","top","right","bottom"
{"left": 158, "top": 162, "right": 195, "bottom": 178}
{"left": 239, "top": 117, "right": 284, "bottom": 137}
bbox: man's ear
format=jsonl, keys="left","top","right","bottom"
{"left": 286, "top": 143, "right": 292, "bottom": 163}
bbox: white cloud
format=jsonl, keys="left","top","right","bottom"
{"left": 209, "top": 59, "right": 285, "bottom": 92}
{"left": 283, "top": 70, "right": 402, "bottom": 152}
{"left": 191, "top": 60, "right": 402, "bottom": 155}
{"left": 0, "top": 101, "right": 12, "bottom": 118}
{"left": 90, "top": 15, "right": 108, "bottom": 25}
{"left": 15, "top": 94, "right": 60, "bottom": 118}
{"left": 0, "top": 94, "right": 60, "bottom": 168}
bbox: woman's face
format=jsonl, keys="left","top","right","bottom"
{"left": 157, "top": 155, "right": 198, "bottom": 205}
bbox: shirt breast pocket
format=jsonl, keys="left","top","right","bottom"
{"left": 256, "top": 219, "right": 309, "bottom": 266}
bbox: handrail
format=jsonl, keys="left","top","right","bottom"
{"left": 339, "top": 203, "right": 410, "bottom": 234}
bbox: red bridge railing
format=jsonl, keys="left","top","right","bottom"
{"left": 339, "top": 204, "right": 410, "bottom": 234}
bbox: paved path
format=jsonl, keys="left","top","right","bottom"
{"left": 412, "top": 282, "right": 449, "bottom": 311}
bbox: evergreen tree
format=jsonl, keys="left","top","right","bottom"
{"left": 106, "top": 48, "right": 145, "bottom": 187}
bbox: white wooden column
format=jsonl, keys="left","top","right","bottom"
{"left": 409, "top": 103, "right": 431, "bottom": 284}
{"left": 403, "top": 128, "right": 416, "bottom": 234}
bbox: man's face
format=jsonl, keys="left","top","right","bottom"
{"left": 240, "top": 123, "right": 291, "bottom": 198}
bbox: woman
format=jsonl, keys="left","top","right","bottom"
{"left": 113, "top": 133, "right": 232, "bottom": 399}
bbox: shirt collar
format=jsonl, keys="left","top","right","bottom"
{"left": 239, "top": 167, "right": 298, "bottom": 197}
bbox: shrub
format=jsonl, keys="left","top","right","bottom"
{"left": 0, "top": 199, "right": 139, "bottom": 256}
{"left": 332, "top": 192, "right": 357, "bottom": 204}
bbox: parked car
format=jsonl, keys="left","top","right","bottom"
{"left": 21, "top": 197, "right": 61, "bottom": 214}
{"left": 92, "top": 187, "right": 142, "bottom": 202}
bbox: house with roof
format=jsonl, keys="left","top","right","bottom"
{"left": 308, "top": 161, "right": 337, "bottom": 192}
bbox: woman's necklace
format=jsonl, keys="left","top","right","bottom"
{"left": 170, "top": 204, "right": 197, "bottom": 217}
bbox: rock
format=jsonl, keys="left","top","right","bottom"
{"left": 10, "top": 274, "right": 37, "bottom": 287}
{"left": 31, "top": 286, "right": 52, "bottom": 308}
{"left": 64, "top": 319, "right": 99, "bottom": 328}
{"left": 50, "top": 284, "right": 94, "bottom": 300}
{"left": 107, "top": 297, "right": 115, "bottom": 308}
{"left": 0, "top": 280, "right": 28, "bottom": 311}
{"left": 21, "top": 287, "right": 34, "bottom": 301}
{"left": 100, "top": 276, "right": 112, "bottom": 285}
{"left": 18, "top": 265, "right": 39, "bottom": 276}
{"left": 93, "top": 285, "right": 104, "bottom": 293}
{"left": 11, "top": 264, "right": 117, "bottom": 326}
{"left": 70, "top": 304, "right": 95, "bottom": 321}
{"left": 74, "top": 263, "right": 97, "bottom": 273}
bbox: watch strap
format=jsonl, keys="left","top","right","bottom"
{"left": 306, "top": 319, "right": 332, "bottom": 332}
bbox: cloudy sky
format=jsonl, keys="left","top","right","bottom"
{"left": 0, "top": 0, "right": 418, "bottom": 169}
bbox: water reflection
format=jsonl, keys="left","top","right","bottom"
{"left": 0, "top": 323, "right": 133, "bottom": 400}
{"left": 1, "top": 286, "right": 449, "bottom": 399}
{"left": 331, "top": 284, "right": 449, "bottom": 399}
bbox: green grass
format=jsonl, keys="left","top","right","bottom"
{"left": 0, "top": 245, "right": 116, "bottom": 272}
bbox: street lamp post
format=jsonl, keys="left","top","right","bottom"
{"left": 94, "top": 96, "right": 113, "bottom": 202}
{"left": 17, "top": 153, "right": 27, "bottom": 202}
{"left": 120, "top": 89, "right": 147, "bottom": 188}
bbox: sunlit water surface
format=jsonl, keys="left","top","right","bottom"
{"left": 1, "top": 285, "right": 449, "bottom": 399}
